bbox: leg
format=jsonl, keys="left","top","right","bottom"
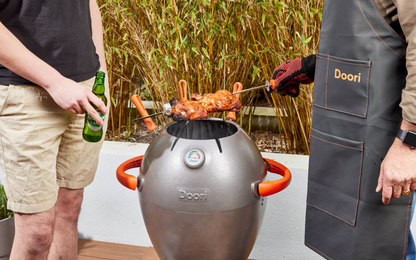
{"left": 10, "top": 208, "right": 55, "bottom": 260}
{"left": 0, "top": 83, "right": 100, "bottom": 259}
{"left": 48, "top": 188, "right": 84, "bottom": 260}
{"left": 47, "top": 75, "right": 108, "bottom": 259}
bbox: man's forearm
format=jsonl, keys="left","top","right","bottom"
{"left": 90, "top": 0, "right": 107, "bottom": 72}
{"left": 0, "top": 22, "right": 64, "bottom": 90}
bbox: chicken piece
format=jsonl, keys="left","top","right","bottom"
{"left": 191, "top": 90, "right": 241, "bottom": 113}
{"left": 169, "top": 98, "right": 208, "bottom": 121}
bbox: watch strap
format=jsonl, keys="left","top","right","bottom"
{"left": 397, "top": 129, "right": 416, "bottom": 148}
{"left": 397, "top": 129, "right": 408, "bottom": 142}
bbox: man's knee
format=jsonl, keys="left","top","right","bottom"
{"left": 26, "top": 228, "right": 54, "bottom": 255}
{"left": 15, "top": 210, "right": 55, "bottom": 254}
{"left": 56, "top": 188, "right": 84, "bottom": 222}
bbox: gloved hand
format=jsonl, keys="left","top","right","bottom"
{"left": 269, "top": 54, "right": 316, "bottom": 97}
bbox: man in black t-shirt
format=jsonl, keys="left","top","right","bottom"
{"left": 0, "top": 1, "right": 108, "bottom": 259}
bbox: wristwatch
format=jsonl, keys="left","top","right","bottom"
{"left": 397, "top": 129, "right": 416, "bottom": 149}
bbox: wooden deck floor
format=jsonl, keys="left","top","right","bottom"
{"left": 77, "top": 239, "right": 160, "bottom": 260}
{"left": 77, "top": 239, "right": 256, "bottom": 260}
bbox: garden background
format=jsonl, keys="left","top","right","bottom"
{"left": 99, "top": 0, "right": 323, "bottom": 155}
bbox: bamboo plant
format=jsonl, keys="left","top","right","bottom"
{"left": 99, "top": 0, "right": 322, "bottom": 154}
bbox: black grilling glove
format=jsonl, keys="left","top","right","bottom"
{"left": 269, "top": 54, "right": 316, "bottom": 97}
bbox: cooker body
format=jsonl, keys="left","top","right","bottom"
{"left": 138, "top": 119, "right": 267, "bottom": 259}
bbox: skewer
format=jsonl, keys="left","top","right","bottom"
{"left": 133, "top": 79, "right": 247, "bottom": 122}
{"left": 132, "top": 102, "right": 172, "bottom": 121}
{"left": 131, "top": 112, "right": 164, "bottom": 122}
{"left": 232, "top": 81, "right": 274, "bottom": 95}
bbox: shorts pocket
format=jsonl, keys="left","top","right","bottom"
{"left": 313, "top": 53, "right": 371, "bottom": 118}
{"left": 307, "top": 128, "right": 363, "bottom": 226}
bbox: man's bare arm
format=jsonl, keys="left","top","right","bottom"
{"left": 0, "top": 22, "right": 107, "bottom": 125}
{"left": 90, "top": 0, "right": 107, "bottom": 72}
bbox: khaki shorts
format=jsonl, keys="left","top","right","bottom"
{"left": 0, "top": 75, "right": 109, "bottom": 214}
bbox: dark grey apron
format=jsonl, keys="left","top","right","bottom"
{"left": 305, "top": 0, "right": 413, "bottom": 259}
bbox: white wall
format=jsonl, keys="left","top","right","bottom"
{"left": 1, "top": 141, "right": 415, "bottom": 260}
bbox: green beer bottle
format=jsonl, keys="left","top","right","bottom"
{"left": 83, "top": 71, "right": 107, "bottom": 142}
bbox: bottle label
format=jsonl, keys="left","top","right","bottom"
{"left": 86, "top": 113, "right": 105, "bottom": 131}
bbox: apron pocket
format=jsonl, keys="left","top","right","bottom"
{"left": 307, "top": 128, "right": 363, "bottom": 226}
{"left": 313, "top": 53, "right": 371, "bottom": 118}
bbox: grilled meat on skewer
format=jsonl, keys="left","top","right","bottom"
{"left": 191, "top": 90, "right": 241, "bottom": 113}
{"left": 133, "top": 87, "right": 242, "bottom": 123}
{"left": 170, "top": 98, "right": 208, "bottom": 121}
{"left": 169, "top": 89, "right": 241, "bottom": 121}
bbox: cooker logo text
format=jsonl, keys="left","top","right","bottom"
{"left": 179, "top": 190, "right": 208, "bottom": 201}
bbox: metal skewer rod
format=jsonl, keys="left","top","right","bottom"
{"left": 232, "top": 82, "right": 272, "bottom": 95}
{"left": 132, "top": 112, "right": 164, "bottom": 122}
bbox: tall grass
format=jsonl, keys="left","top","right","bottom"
{"left": 99, "top": 0, "right": 322, "bottom": 154}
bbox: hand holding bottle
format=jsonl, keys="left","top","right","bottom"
{"left": 83, "top": 71, "right": 107, "bottom": 142}
{"left": 44, "top": 76, "right": 107, "bottom": 126}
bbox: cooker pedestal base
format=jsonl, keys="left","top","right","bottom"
{"left": 140, "top": 197, "right": 267, "bottom": 260}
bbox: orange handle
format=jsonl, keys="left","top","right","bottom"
{"left": 116, "top": 156, "right": 143, "bottom": 190}
{"left": 131, "top": 94, "right": 157, "bottom": 131}
{"left": 269, "top": 79, "right": 277, "bottom": 91}
{"left": 179, "top": 80, "right": 188, "bottom": 101}
{"left": 226, "top": 82, "right": 244, "bottom": 120}
{"left": 259, "top": 158, "right": 291, "bottom": 196}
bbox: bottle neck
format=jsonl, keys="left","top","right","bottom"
{"left": 93, "top": 72, "right": 105, "bottom": 94}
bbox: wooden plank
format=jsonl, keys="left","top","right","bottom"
{"left": 78, "top": 239, "right": 156, "bottom": 260}
{"left": 141, "top": 247, "right": 160, "bottom": 260}
{"left": 78, "top": 239, "right": 256, "bottom": 260}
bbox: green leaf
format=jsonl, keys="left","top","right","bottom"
{"left": 114, "top": 48, "right": 121, "bottom": 58}
{"left": 202, "top": 47, "right": 209, "bottom": 58}
{"left": 165, "top": 55, "right": 172, "bottom": 67}
{"left": 251, "top": 65, "right": 260, "bottom": 82}
{"left": 191, "top": 47, "right": 199, "bottom": 55}
{"left": 239, "top": 16, "right": 245, "bottom": 27}
{"left": 261, "top": 14, "right": 266, "bottom": 25}
{"left": 181, "top": 35, "right": 188, "bottom": 48}
{"left": 175, "top": 38, "right": 180, "bottom": 50}
{"left": 147, "top": 48, "right": 160, "bottom": 61}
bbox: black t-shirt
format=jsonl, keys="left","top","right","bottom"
{"left": 0, "top": 0, "right": 100, "bottom": 85}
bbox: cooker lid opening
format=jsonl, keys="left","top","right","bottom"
{"left": 166, "top": 119, "right": 238, "bottom": 140}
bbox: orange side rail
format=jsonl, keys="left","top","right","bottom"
{"left": 116, "top": 156, "right": 143, "bottom": 191}
{"left": 259, "top": 158, "right": 292, "bottom": 196}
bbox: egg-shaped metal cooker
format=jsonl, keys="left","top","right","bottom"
{"left": 117, "top": 118, "right": 291, "bottom": 260}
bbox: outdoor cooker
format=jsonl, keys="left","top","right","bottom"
{"left": 116, "top": 95, "right": 291, "bottom": 260}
